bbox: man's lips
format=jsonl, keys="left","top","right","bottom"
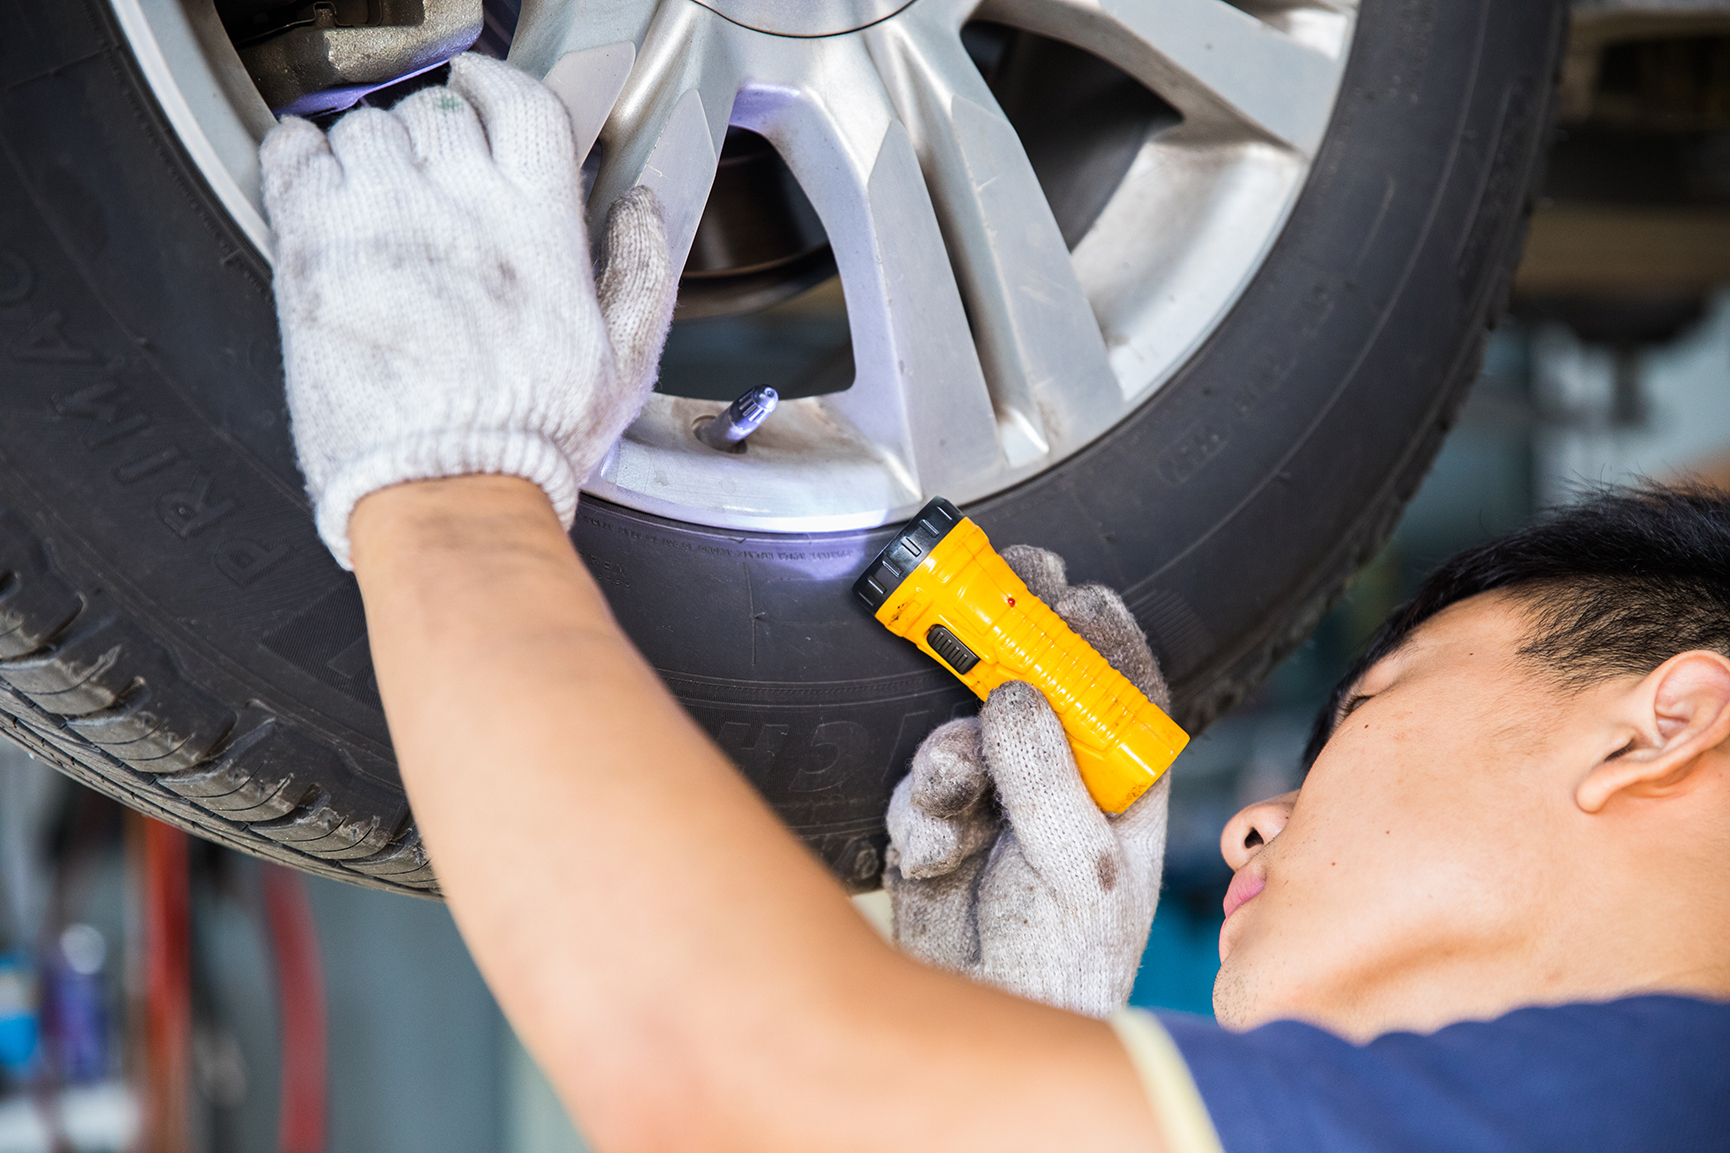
{"left": 1222, "top": 869, "right": 1264, "bottom": 921}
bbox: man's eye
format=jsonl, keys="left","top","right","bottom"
{"left": 1338, "top": 694, "right": 1371, "bottom": 723}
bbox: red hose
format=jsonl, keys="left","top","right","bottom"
{"left": 139, "top": 818, "right": 190, "bottom": 1153}
{"left": 262, "top": 864, "right": 327, "bottom": 1153}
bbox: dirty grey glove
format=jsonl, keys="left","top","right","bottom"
{"left": 261, "top": 52, "right": 676, "bottom": 568}
{"left": 884, "top": 546, "right": 1171, "bottom": 1018}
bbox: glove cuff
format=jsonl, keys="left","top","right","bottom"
{"left": 313, "top": 430, "right": 580, "bottom": 569}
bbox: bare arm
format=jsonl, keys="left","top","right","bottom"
{"left": 350, "top": 475, "right": 1161, "bottom": 1152}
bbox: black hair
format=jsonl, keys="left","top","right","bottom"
{"left": 1303, "top": 483, "right": 1730, "bottom": 766}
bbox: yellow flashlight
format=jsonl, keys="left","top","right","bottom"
{"left": 855, "top": 498, "right": 1189, "bottom": 814}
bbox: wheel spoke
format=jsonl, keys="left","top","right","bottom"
{"left": 976, "top": 0, "right": 1343, "bottom": 157}
{"left": 540, "top": 42, "right": 637, "bottom": 164}
{"left": 510, "top": 1, "right": 724, "bottom": 264}
{"left": 579, "top": 5, "right": 737, "bottom": 272}
{"left": 733, "top": 39, "right": 1005, "bottom": 496}
{"left": 869, "top": 16, "right": 1124, "bottom": 463}
{"left": 507, "top": 0, "right": 656, "bottom": 78}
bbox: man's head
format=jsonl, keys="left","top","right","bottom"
{"left": 1213, "top": 485, "right": 1730, "bottom": 1039}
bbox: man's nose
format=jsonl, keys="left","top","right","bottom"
{"left": 1220, "top": 790, "right": 1298, "bottom": 871}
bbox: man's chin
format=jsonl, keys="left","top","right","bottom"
{"left": 1212, "top": 941, "right": 1303, "bottom": 1032}
{"left": 1213, "top": 947, "right": 1389, "bottom": 1040}
{"left": 1211, "top": 954, "right": 1259, "bottom": 1030}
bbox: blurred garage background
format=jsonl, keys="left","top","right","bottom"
{"left": 2, "top": 1, "right": 1729, "bottom": 1149}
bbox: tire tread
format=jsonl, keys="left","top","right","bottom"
{"left": 0, "top": 520, "right": 440, "bottom": 895}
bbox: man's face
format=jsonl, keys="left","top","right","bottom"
{"left": 1212, "top": 592, "right": 1602, "bottom": 1038}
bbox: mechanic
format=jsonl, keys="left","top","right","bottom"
{"left": 262, "top": 54, "right": 1730, "bottom": 1151}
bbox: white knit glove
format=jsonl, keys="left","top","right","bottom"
{"left": 261, "top": 52, "right": 676, "bottom": 568}
{"left": 884, "top": 546, "right": 1171, "bottom": 1018}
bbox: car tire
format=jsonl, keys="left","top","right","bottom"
{"left": 0, "top": 0, "right": 1564, "bottom": 894}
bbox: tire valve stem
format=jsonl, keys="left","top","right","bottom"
{"left": 696, "top": 386, "right": 778, "bottom": 452}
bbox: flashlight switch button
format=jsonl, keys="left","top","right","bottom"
{"left": 926, "top": 625, "right": 980, "bottom": 675}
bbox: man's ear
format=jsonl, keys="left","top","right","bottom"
{"left": 1577, "top": 650, "right": 1730, "bottom": 813}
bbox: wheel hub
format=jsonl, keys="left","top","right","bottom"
{"left": 694, "top": 0, "right": 914, "bottom": 37}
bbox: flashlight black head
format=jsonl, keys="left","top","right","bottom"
{"left": 853, "top": 497, "right": 964, "bottom": 612}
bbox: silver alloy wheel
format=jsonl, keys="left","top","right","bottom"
{"left": 113, "top": 0, "right": 1356, "bottom": 531}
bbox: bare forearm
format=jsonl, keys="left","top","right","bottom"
{"left": 350, "top": 476, "right": 1158, "bottom": 1152}
{"left": 350, "top": 478, "right": 856, "bottom": 1107}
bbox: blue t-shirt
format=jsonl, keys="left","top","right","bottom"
{"left": 1162, "top": 995, "right": 1730, "bottom": 1152}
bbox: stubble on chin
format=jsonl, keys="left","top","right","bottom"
{"left": 1211, "top": 955, "right": 1261, "bottom": 1031}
